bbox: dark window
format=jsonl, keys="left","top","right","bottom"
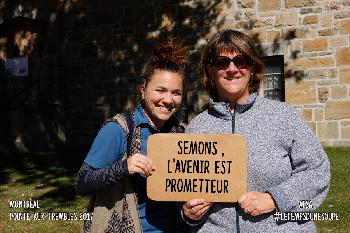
{"left": 261, "top": 56, "right": 285, "bottom": 102}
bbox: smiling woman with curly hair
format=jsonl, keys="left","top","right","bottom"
{"left": 76, "top": 40, "right": 188, "bottom": 233}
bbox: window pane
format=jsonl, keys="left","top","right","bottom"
{"left": 261, "top": 56, "right": 284, "bottom": 102}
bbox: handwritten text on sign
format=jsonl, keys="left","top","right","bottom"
{"left": 147, "top": 134, "right": 247, "bottom": 202}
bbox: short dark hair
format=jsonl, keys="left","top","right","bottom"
{"left": 200, "top": 29, "right": 264, "bottom": 99}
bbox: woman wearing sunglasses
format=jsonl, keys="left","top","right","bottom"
{"left": 76, "top": 41, "right": 187, "bottom": 233}
{"left": 182, "top": 30, "right": 330, "bottom": 232}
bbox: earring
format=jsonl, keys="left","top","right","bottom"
{"left": 210, "top": 78, "right": 215, "bottom": 88}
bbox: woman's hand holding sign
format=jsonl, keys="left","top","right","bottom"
{"left": 183, "top": 199, "right": 213, "bottom": 221}
{"left": 238, "top": 192, "right": 276, "bottom": 217}
{"left": 127, "top": 153, "right": 155, "bottom": 177}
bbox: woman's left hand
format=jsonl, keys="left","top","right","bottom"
{"left": 238, "top": 192, "right": 276, "bottom": 217}
{"left": 183, "top": 199, "right": 213, "bottom": 221}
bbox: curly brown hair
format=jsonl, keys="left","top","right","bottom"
{"left": 136, "top": 40, "right": 188, "bottom": 103}
{"left": 200, "top": 29, "right": 264, "bottom": 99}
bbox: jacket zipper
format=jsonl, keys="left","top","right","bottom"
{"left": 228, "top": 103, "right": 240, "bottom": 233}
{"left": 231, "top": 110, "right": 235, "bottom": 134}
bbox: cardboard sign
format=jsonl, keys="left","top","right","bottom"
{"left": 147, "top": 134, "right": 247, "bottom": 202}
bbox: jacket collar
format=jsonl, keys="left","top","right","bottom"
{"left": 134, "top": 105, "right": 154, "bottom": 128}
{"left": 208, "top": 92, "right": 258, "bottom": 119}
{"left": 134, "top": 105, "right": 184, "bottom": 133}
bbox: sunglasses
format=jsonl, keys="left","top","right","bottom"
{"left": 209, "top": 55, "right": 252, "bottom": 70}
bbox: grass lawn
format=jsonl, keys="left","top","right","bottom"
{"left": 0, "top": 149, "right": 89, "bottom": 233}
{"left": 316, "top": 147, "right": 350, "bottom": 233}
{"left": 0, "top": 147, "right": 349, "bottom": 232}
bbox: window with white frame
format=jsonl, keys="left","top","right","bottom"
{"left": 261, "top": 55, "right": 285, "bottom": 102}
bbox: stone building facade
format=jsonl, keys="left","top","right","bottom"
{"left": 217, "top": 0, "right": 350, "bottom": 146}
{"left": 0, "top": 0, "right": 349, "bottom": 151}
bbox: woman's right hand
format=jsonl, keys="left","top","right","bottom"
{"left": 183, "top": 199, "right": 213, "bottom": 221}
{"left": 127, "top": 153, "right": 155, "bottom": 177}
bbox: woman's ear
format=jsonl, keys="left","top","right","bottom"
{"left": 140, "top": 84, "right": 145, "bottom": 100}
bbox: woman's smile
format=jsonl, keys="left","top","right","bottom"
{"left": 224, "top": 76, "right": 242, "bottom": 81}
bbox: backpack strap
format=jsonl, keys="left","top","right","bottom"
{"left": 105, "top": 111, "right": 135, "bottom": 158}
{"left": 124, "top": 111, "right": 134, "bottom": 157}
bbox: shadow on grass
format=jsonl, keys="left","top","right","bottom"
{"left": 38, "top": 184, "right": 78, "bottom": 211}
{"left": 0, "top": 148, "right": 87, "bottom": 208}
{"left": 0, "top": 171, "right": 11, "bottom": 185}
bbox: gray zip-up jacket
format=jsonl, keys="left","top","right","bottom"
{"left": 185, "top": 93, "right": 330, "bottom": 233}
